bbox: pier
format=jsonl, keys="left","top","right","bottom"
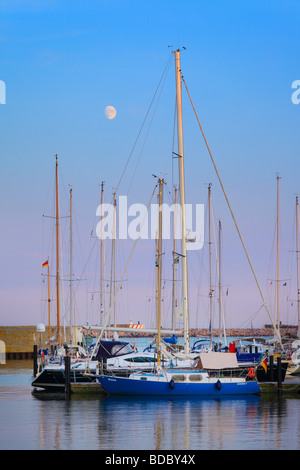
{"left": 259, "top": 377, "right": 300, "bottom": 395}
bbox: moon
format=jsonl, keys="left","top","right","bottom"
{"left": 105, "top": 105, "right": 117, "bottom": 120}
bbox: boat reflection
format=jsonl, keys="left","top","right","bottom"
{"left": 30, "top": 388, "right": 297, "bottom": 450}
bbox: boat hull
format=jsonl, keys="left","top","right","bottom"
{"left": 97, "top": 375, "right": 261, "bottom": 396}
{"left": 256, "top": 361, "right": 288, "bottom": 382}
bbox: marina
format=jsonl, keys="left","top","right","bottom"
{"left": 26, "top": 49, "right": 300, "bottom": 406}
{"left": 1, "top": 0, "right": 300, "bottom": 454}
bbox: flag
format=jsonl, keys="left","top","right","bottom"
{"left": 260, "top": 358, "right": 267, "bottom": 374}
{"left": 42, "top": 260, "right": 49, "bottom": 268}
{"left": 226, "top": 288, "right": 229, "bottom": 296}
{"left": 155, "top": 259, "right": 159, "bottom": 267}
{"left": 173, "top": 256, "right": 179, "bottom": 264}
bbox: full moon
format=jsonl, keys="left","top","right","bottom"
{"left": 105, "top": 105, "right": 117, "bottom": 120}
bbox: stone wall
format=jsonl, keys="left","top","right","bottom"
{"left": 0, "top": 326, "right": 82, "bottom": 358}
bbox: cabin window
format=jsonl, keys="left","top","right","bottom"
{"left": 124, "top": 357, "right": 155, "bottom": 363}
{"left": 189, "top": 374, "right": 203, "bottom": 382}
{"left": 171, "top": 374, "right": 186, "bottom": 382}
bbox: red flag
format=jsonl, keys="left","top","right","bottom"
{"left": 260, "top": 358, "right": 267, "bottom": 373}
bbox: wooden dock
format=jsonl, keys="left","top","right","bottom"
{"left": 259, "top": 376, "right": 300, "bottom": 395}
{"left": 71, "top": 382, "right": 105, "bottom": 395}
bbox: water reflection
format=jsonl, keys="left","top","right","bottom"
{"left": 1, "top": 370, "right": 300, "bottom": 450}
{"left": 97, "top": 395, "right": 264, "bottom": 450}
{"left": 31, "top": 391, "right": 268, "bottom": 449}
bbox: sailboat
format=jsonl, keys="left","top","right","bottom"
{"left": 97, "top": 50, "right": 261, "bottom": 396}
{"left": 33, "top": 163, "right": 177, "bottom": 392}
{"left": 284, "top": 195, "right": 300, "bottom": 376}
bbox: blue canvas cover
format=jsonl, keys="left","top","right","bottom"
{"left": 95, "top": 340, "right": 133, "bottom": 359}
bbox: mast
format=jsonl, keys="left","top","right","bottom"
{"left": 109, "top": 191, "right": 117, "bottom": 328}
{"left": 157, "top": 178, "right": 164, "bottom": 366}
{"left": 218, "top": 220, "right": 222, "bottom": 343}
{"left": 55, "top": 155, "right": 60, "bottom": 344}
{"left": 172, "top": 186, "right": 178, "bottom": 330}
{"left": 296, "top": 196, "right": 300, "bottom": 338}
{"left": 100, "top": 181, "right": 104, "bottom": 326}
{"left": 275, "top": 175, "right": 281, "bottom": 331}
{"left": 47, "top": 261, "right": 51, "bottom": 344}
{"left": 69, "top": 187, "right": 73, "bottom": 344}
{"left": 114, "top": 192, "right": 117, "bottom": 327}
{"left": 174, "top": 49, "right": 189, "bottom": 355}
{"left": 208, "top": 184, "right": 213, "bottom": 349}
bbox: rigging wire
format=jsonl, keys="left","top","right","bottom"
{"left": 90, "top": 182, "right": 159, "bottom": 355}
{"left": 75, "top": 55, "right": 174, "bottom": 319}
{"left": 127, "top": 56, "right": 173, "bottom": 196}
{"left": 180, "top": 72, "right": 282, "bottom": 346}
{"left": 116, "top": 53, "right": 173, "bottom": 195}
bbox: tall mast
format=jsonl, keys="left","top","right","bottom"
{"left": 174, "top": 49, "right": 189, "bottom": 355}
{"left": 157, "top": 178, "right": 163, "bottom": 366}
{"left": 172, "top": 186, "right": 178, "bottom": 330}
{"left": 275, "top": 175, "right": 281, "bottom": 330}
{"left": 296, "top": 195, "right": 300, "bottom": 338}
{"left": 47, "top": 261, "right": 51, "bottom": 344}
{"left": 208, "top": 184, "right": 213, "bottom": 349}
{"left": 109, "top": 190, "right": 117, "bottom": 328}
{"left": 69, "top": 187, "right": 73, "bottom": 344}
{"left": 114, "top": 192, "right": 117, "bottom": 327}
{"left": 100, "top": 181, "right": 104, "bottom": 326}
{"left": 218, "top": 220, "right": 222, "bottom": 343}
{"left": 55, "top": 155, "right": 60, "bottom": 344}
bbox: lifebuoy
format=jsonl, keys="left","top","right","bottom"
{"left": 248, "top": 367, "right": 255, "bottom": 378}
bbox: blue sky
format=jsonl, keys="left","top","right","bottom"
{"left": 0, "top": 0, "right": 300, "bottom": 332}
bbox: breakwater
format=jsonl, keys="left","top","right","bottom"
{"left": 0, "top": 326, "right": 78, "bottom": 359}
{"left": 0, "top": 325, "right": 297, "bottom": 359}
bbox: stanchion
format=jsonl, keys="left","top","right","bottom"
{"left": 270, "top": 355, "right": 274, "bottom": 382}
{"left": 33, "top": 345, "right": 38, "bottom": 377}
{"left": 64, "top": 355, "right": 71, "bottom": 399}
{"left": 277, "top": 356, "right": 282, "bottom": 394}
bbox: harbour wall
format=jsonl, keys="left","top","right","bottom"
{"left": 0, "top": 326, "right": 81, "bottom": 359}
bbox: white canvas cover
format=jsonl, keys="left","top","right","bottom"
{"left": 199, "top": 352, "right": 239, "bottom": 369}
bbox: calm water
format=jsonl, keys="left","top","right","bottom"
{"left": 1, "top": 338, "right": 300, "bottom": 451}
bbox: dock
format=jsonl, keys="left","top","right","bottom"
{"left": 70, "top": 383, "right": 105, "bottom": 394}
{"left": 259, "top": 376, "right": 300, "bottom": 395}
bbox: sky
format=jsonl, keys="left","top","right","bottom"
{"left": 0, "top": 0, "right": 300, "bottom": 332}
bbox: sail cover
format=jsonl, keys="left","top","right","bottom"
{"left": 199, "top": 352, "right": 239, "bottom": 369}
{"left": 95, "top": 340, "right": 133, "bottom": 359}
{"left": 163, "top": 335, "right": 178, "bottom": 345}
